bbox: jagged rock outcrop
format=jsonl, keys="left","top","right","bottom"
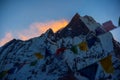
{"left": 55, "top": 13, "right": 89, "bottom": 39}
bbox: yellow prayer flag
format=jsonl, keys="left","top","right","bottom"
{"left": 100, "top": 55, "right": 114, "bottom": 73}
{"left": 78, "top": 41, "right": 88, "bottom": 51}
{"left": 35, "top": 53, "right": 44, "bottom": 59}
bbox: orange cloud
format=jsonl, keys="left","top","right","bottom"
{"left": 18, "top": 19, "right": 68, "bottom": 40}
{"left": 0, "top": 19, "right": 68, "bottom": 46}
{"left": 0, "top": 32, "right": 13, "bottom": 46}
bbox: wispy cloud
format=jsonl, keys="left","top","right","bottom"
{"left": 0, "top": 19, "right": 68, "bottom": 46}
{"left": 18, "top": 19, "right": 68, "bottom": 40}
{"left": 0, "top": 32, "right": 13, "bottom": 46}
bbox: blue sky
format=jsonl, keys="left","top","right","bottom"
{"left": 0, "top": 0, "right": 120, "bottom": 45}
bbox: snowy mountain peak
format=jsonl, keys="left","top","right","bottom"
{"left": 83, "top": 15, "right": 96, "bottom": 23}
{"left": 0, "top": 13, "right": 120, "bottom": 80}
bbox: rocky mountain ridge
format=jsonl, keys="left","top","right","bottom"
{"left": 0, "top": 13, "right": 120, "bottom": 80}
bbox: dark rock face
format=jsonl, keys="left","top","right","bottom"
{"left": 55, "top": 13, "right": 89, "bottom": 39}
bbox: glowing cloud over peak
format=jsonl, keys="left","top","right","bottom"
{"left": 0, "top": 19, "right": 68, "bottom": 46}
{"left": 18, "top": 19, "right": 68, "bottom": 40}
{"left": 32, "top": 19, "right": 68, "bottom": 33}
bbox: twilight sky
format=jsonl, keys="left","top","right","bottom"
{"left": 0, "top": 0, "right": 120, "bottom": 46}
